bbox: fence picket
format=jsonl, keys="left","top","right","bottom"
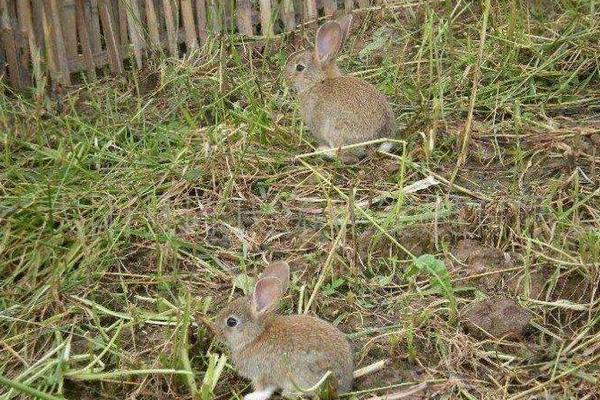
{"left": 47, "top": 0, "right": 71, "bottom": 84}
{"left": 324, "top": 0, "right": 336, "bottom": 16}
{"left": 31, "top": 1, "right": 45, "bottom": 55}
{"left": 17, "top": 0, "right": 40, "bottom": 83}
{"left": 144, "top": 0, "right": 160, "bottom": 49}
{"left": 125, "top": 0, "right": 144, "bottom": 68}
{"left": 0, "top": 0, "right": 20, "bottom": 87}
{"left": 117, "top": 1, "right": 128, "bottom": 47}
{"left": 258, "top": 0, "right": 273, "bottom": 36}
{"left": 236, "top": 0, "right": 252, "bottom": 36}
{"left": 281, "top": 0, "right": 295, "bottom": 30}
{"left": 86, "top": 0, "right": 102, "bottom": 53}
{"left": 195, "top": 0, "right": 207, "bottom": 42}
{"left": 10, "top": 0, "right": 32, "bottom": 86}
{"left": 207, "top": 0, "right": 221, "bottom": 33}
{"left": 304, "top": 0, "right": 317, "bottom": 22}
{"left": 98, "top": 0, "right": 124, "bottom": 73}
{"left": 62, "top": 0, "right": 79, "bottom": 59}
{"left": 40, "top": 1, "right": 58, "bottom": 82}
{"left": 75, "top": 0, "right": 96, "bottom": 77}
{"left": 181, "top": 0, "right": 198, "bottom": 51}
{"left": 162, "top": 0, "right": 178, "bottom": 56}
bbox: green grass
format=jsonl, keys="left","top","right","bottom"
{"left": 1, "top": 1, "right": 599, "bottom": 399}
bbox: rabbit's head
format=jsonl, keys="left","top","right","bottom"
{"left": 215, "top": 262, "right": 290, "bottom": 352}
{"left": 285, "top": 14, "right": 353, "bottom": 93}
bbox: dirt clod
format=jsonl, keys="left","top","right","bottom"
{"left": 451, "top": 239, "right": 515, "bottom": 288}
{"left": 461, "top": 298, "right": 531, "bottom": 339}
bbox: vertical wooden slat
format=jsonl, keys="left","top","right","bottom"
{"left": 75, "top": 0, "right": 96, "bottom": 77}
{"left": 12, "top": 0, "right": 31, "bottom": 87}
{"left": 162, "top": 0, "right": 178, "bottom": 56}
{"left": 180, "top": 0, "right": 197, "bottom": 51}
{"left": 304, "top": 0, "right": 317, "bottom": 22}
{"left": 85, "top": 0, "right": 102, "bottom": 54}
{"left": 47, "top": 0, "right": 71, "bottom": 84}
{"left": 117, "top": 1, "right": 128, "bottom": 48}
{"left": 0, "top": 35, "right": 5, "bottom": 84}
{"left": 223, "top": 0, "right": 234, "bottom": 31}
{"left": 17, "top": 0, "right": 39, "bottom": 85}
{"left": 281, "top": 0, "right": 295, "bottom": 30}
{"left": 40, "top": 1, "right": 58, "bottom": 82}
{"left": 195, "top": 0, "right": 207, "bottom": 42}
{"left": 98, "top": 0, "right": 124, "bottom": 73}
{"left": 62, "top": 0, "right": 78, "bottom": 59}
{"left": 324, "top": 0, "right": 337, "bottom": 16}
{"left": 31, "top": 2, "right": 45, "bottom": 55}
{"left": 345, "top": 0, "right": 354, "bottom": 11}
{"left": 16, "top": 1, "right": 36, "bottom": 52}
{"left": 126, "top": 0, "right": 144, "bottom": 68}
{"left": 144, "top": 0, "right": 160, "bottom": 48}
{"left": 110, "top": 0, "right": 120, "bottom": 31}
{"left": 236, "top": 0, "right": 252, "bottom": 36}
{"left": 258, "top": 0, "right": 273, "bottom": 36}
{"left": 357, "top": 0, "right": 369, "bottom": 7}
{"left": 0, "top": 0, "right": 20, "bottom": 87}
{"left": 207, "top": 0, "right": 221, "bottom": 32}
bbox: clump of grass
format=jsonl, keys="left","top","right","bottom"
{"left": 1, "top": 1, "right": 599, "bottom": 399}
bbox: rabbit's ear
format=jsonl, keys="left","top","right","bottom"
{"left": 336, "top": 14, "right": 353, "bottom": 44}
{"left": 315, "top": 21, "right": 343, "bottom": 64}
{"left": 261, "top": 261, "right": 290, "bottom": 293}
{"left": 252, "top": 277, "right": 284, "bottom": 315}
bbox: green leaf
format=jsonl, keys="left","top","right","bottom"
{"left": 321, "top": 278, "right": 345, "bottom": 296}
{"left": 411, "top": 254, "right": 457, "bottom": 323}
{"left": 413, "top": 254, "right": 450, "bottom": 288}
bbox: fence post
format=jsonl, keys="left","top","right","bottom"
{"left": 181, "top": 0, "right": 198, "bottom": 51}
{"left": 195, "top": 0, "right": 208, "bottom": 43}
{"left": 144, "top": 0, "right": 161, "bottom": 49}
{"left": 46, "top": 0, "right": 72, "bottom": 84}
{"left": 324, "top": 0, "right": 337, "bottom": 16}
{"left": 62, "top": 0, "right": 79, "bottom": 58}
{"left": 304, "top": 0, "right": 317, "bottom": 23}
{"left": 207, "top": 0, "right": 221, "bottom": 33}
{"left": 259, "top": 0, "right": 273, "bottom": 36}
{"left": 17, "top": 0, "right": 40, "bottom": 86}
{"left": 84, "top": 0, "right": 101, "bottom": 54}
{"left": 117, "top": 1, "right": 128, "bottom": 48}
{"left": 75, "top": 0, "right": 96, "bottom": 77}
{"left": 98, "top": 0, "right": 124, "bottom": 74}
{"left": 0, "top": 0, "right": 20, "bottom": 88}
{"left": 236, "top": 0, "right": 252, "bottom": 36}
{"left": 281, "top": 0, "right": 295, "bottom": 30}
{"left": 125, "top": 0, "right": 144, "bottom": 68}
{"left": 163, "top": 0, "right": 178, "bottom": 56}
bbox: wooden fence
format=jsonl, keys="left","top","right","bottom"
{"left": 0, "top": 0, "right": 372, "bottom": 89}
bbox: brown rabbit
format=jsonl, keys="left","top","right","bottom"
{"left": 215, "top": 261, "right": 354, "bottom": 399}
{"left": 285, "top": 14, "right": 395, "bottom": 160}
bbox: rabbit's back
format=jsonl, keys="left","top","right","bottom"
{"left": 300, "top": 76, "right": 394, "bottom": 148}
{"left": 234, "top": 314, "right": 354, "bottom": 394}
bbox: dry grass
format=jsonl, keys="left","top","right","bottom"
{"left": 1, "top": 1, "right": 599, "bottom": 399}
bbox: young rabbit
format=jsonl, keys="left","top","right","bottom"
{"left": 215, "top": 261, "right": 354, "bottom": 399}
{"left": 285, "top": 14, "right": 395, "bottom": 160}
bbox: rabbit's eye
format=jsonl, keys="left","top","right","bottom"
{"left": 226, "top": 317, "right": 238, "bottom": 328}
{"left": 296, "top": 64, "right": 305, "bottom": 72}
